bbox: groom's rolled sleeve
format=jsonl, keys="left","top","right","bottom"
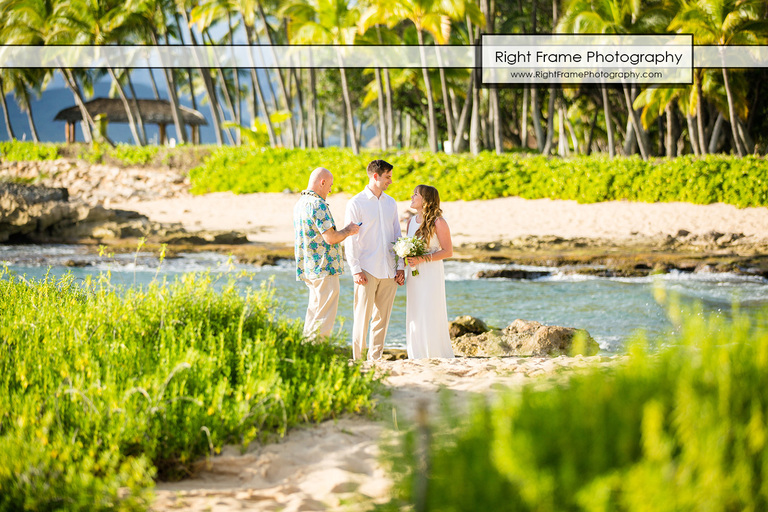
{"left": 392, "top": 207, "right": 404, "bottom": 271}
{"left": 344, "top": 202, "right": 363, "bottom": 275}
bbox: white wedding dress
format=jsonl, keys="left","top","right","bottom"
{"left": 405, "top": 218, "right": 455, "bottom": 359}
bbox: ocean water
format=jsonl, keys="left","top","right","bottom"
{"left": 3, "top": 245, "right": 768, "bottom": 353}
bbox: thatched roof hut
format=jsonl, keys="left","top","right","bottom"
{"left": 54, "top": 98, "right": 207, "bottom": 144}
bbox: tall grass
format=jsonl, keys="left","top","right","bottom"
{"left": 384, "top": 299, "right": 768, "bottom": 511}
{"left": 0, "top": 267, "right": 379, "bottom": 511}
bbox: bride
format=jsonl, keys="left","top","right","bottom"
{"left": 404, "top": 185, "right": 455, "bottom": 359}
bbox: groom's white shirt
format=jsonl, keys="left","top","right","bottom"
{"left": 345, "top": 186, "right": 403, "bottom": 279}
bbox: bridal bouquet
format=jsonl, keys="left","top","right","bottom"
{"left": 393, "top": 235, "right": 427, "bottom": 276}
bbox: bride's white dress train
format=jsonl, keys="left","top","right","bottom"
{"left": 405, "top": 218, "right": 455, "bottom": 359}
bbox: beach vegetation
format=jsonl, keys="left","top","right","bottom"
{"left": 382, "top": 300, "right": 768, "bottom": 511}
{"left": 189, "top": 147, "right": 768, "bottom": 207}
{"left": 0, "top": 267, "right": 379, "bottom": 511}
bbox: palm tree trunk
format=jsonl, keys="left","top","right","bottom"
{"left": 439, "top": 67, "right": 454, "bottom": 152}
{"left": 564, "top": 108, "right": 579, "bottom": 154}
{"left": 736, "top": 117, "right": 754, "bottom": 154}
{"left": 256, "top": 0, "right": 295, "bottom": 148}
{"left": 384, "top": 69, "right": 395, "bottom": 148}
{"left": 453, "top": 72, "right": 474, "bottom": 153}
{"left": 292, "top": 68, "right": 307, "bottom": 148}
{"left": 375, "top": 68, "right": 387, "bottom": 149}
{"left": 309, "top": 68, "right": 318, "bottom": 148}
{"left": 60, "top": 68, "right": 94, "bottom": 144}
{"left": 531, "top": 87, "right": 545, "bottom": 152}
{"left": 252, "top": 69, "right": 277, "bottom": 146}
{"left": 203, "top": 30, "right": 238, "bottom": 145}
{"left": 521, "top": 87, "right": 528, "bottom": 149}
{"left": 686, "top": 113, "right": 700, "bottom": 156}
{"left": 154, "top": 30, "right": 187, "bottom": 144}
{"left": 695, "top": 71, "right": 707, "bottom": 155}
{"left": 0, "top": 77, "right": 15, "bottom": 140}
{"left": 148, "top": 69, "right": 161, "bottom": 100}
{"left": 108, "top": 67, "right": 143, "bottom": 146}
{"left": 21, "top": 93, "right": 38, "bottom": 143}
{"left": 227, "top": 13, "right": 242, "bottom": 146}
{"left": 470, "top": 81, "right": 480, "bottom": 154}
{"left": 126, "top": 73, "right": 148, "bottom": 145}
{"left": 708, "top": 112, "right": 724, "bottom": 154}
{"left": 542, "top": 88, "right": 556, "bottom": 155}
{"left": 721, "top": 67, "right": 744, "bottom": 156}
{"left": 601, "top": 86, "right": 614, "bottom": 157}
{"left": 665, "top": 103, "right": 676, "bottom": 158}
{"left": 622, "top": 84, "right": 648, "bottom": 159}
{"left": 467, "top": 21, "right": 480, "bottom": 154}
{"left": 176, "top": 12, "right": 224, "bottom": 146}
{"left": 417, "top": 29, "right": 438, "bottom": 152}
{"left": 244, "top": 26, "right": 277, "bottom": 146}
{"left": 339, "top": 67, "right": 359, "bottom": 154}
{"left": 585, "top": 108, "right": 598, "bottom": 155}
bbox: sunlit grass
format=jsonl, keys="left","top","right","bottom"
{"left": 0, "top": 265, "right": 379, "bottom": 511}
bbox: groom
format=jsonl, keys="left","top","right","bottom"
{"left": 344, "top": 159, "right": 405, "bottom": 360}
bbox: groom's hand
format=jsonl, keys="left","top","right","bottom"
{"left": 354, "top": 272, "right": 368, "bottom": 285}
{"left": 395, "top": 270, "right": 405, "bottom": 286}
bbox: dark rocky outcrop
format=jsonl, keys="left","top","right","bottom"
{"left": 476, "top": 269, "right": 552, "bottom": 280}
{"left": 452, "top": 318, "right": 599, "bottom": 357}
{"left": 0, "top": 182, "right": 246, "bottom": 245}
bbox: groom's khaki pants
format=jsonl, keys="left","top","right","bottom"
{"left": 302, "top": 275, "right": 340, "bottom": 339}
{"left": 353, "top": 271, "right": 398, "bottom": 360}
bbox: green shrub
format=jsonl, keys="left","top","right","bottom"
{"left": 188, "top": 148, "right": 768, "bottom": 207}
{"left": 0, "top": 141, "right": 60, "bottom": 161}
{"left": 384, "top": 302, "right": 768, "bottom": 511}
{"left": 108, "top": 144, "right": 160, "bottom": 166}
{"left": 0, "top": 268, "right": 379, "bottom": 510}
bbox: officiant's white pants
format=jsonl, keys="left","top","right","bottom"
{"left": 352, "top": 271, "right": 398, "bottom": 360}
{"left": 302, "top": 275, "right": 340, "bottom": 339}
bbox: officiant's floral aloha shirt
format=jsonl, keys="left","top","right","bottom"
{"left": 294, "top": 190, "right": 343, "bottom": 281}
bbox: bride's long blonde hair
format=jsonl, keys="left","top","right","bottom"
{"left": 414, "top": 185, "right": 442, "bottom": 244}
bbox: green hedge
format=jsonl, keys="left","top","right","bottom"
{"left": 0, "top": 269, "right": 378, "bottom": 511}
{"left": 383, "top": 301, "right": 768, "bottom": 511}
{"left": 0, "top": 141, "right": 61, "bottom": 161}
{"left": 189, "top": 147, "right": 768, "bottom": 207}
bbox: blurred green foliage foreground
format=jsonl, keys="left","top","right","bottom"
{"left": 384, "top": 293, "right": 768, "bottom": 511}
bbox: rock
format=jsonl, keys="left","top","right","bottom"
{"left": 452, "top": 330, "right": 507, "bottom": 357}
{"left": 452, "top": 319, "right": 599, "bottom": 357}
{"left": 382, "top": 349, "right": 408, "bottom": 361}
{"left": 448, "top": 315, "right": 489, "bottom": 339}
{"left": 211, "top": 231, "right": 249, "bottom": 245}
{"left": 476, "top": 269, "right": 552, "bottom": 280}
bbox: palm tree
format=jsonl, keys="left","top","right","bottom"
{"left": 133, "top": 0, "right": 189, "bottom": 143}
{"left": 47, "top": 0, "right": 149, "bottom": 145}
{"left": 0, "top": 73, "right": 16, "bottom": 140}
{"left": 670, "top": 0, "right": 768, "bottom": 156}
{"left": 557, "top": 0, "right": 668, "bottom": 159}
{"left": 282, "top": 0, "right": 362, "bottom": 154}
{"left": 392, "top": 0, "right": 446, "bottom": 152}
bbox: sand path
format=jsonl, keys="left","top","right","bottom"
{"left": 153, "top": 355, "right": 619, "bottom": 511}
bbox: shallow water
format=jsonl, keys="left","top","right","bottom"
{"left": 3, "top": 245, "right": 768, "bottom": 353}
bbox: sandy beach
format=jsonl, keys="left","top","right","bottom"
{"left": 153, "top": 355, "right": 620, "bottom": 512}
{"left": 111, "top": 191, "right": 768, "bottom": 248}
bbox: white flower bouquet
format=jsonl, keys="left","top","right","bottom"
{"left": 393, "top": 235, "right": 427, "bottom": 276}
